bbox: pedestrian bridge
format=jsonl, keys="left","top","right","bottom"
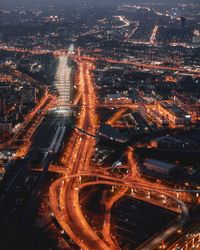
{"left": 74, "top": 126, "right": 97, "bottom": 139}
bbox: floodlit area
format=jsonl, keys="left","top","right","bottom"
{"left": 53, "top": 45, "right": 74, "bottom": 115}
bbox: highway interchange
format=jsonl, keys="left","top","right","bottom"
{"left": 1, "top": 45, "right": 200, "bottom": 249}
{"left": 48, "top": 51, "right": 200, "bottom": 249}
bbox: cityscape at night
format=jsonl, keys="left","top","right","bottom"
{"left": 0, "top": 0, "right": 200, "bottom": 249}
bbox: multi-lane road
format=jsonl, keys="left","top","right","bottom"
{"left": 79, "top": 55, "right": 200, "bottom": 76}
{"left": 49, "top": 59, "right": 108, "bottom": 249}
{"left": 1, "top": 44, "right": 199, "bottom": 249}
{"left": 48, "top": 55, "right": 200, "bottom": 250}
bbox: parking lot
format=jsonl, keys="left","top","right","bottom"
{"left": 111, "top": 196, "right": 176, "bottom": 249}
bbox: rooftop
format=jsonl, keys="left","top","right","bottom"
{"left": 144, "top": 159, "right": 175, "bottom": 170}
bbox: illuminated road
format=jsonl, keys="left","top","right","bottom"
{"left": 78, "top": 180, "right": 189, "bottom": 250}
{"left": 125, "top": 21, "right": 139, "bottom": 41}
{"left": 150, "top": 25, "right": 159, "bottom": 44}
{"left": 0, "top": 93, "right": 56, "bottom": 151}
{"left": 2, "top": 21, "right": 199, "bottom": 249}
{"left": 0, "top": 43, "right": 50, "bottom": 55}
{"left": 49, "top": 55, "right": 198, "bottom": 250}
{"left": 49, "top": 59, "right": 108, "bottom": 250}
{"left": 50, "top": 172, "right": 193, "bottom": 249}
{"left": 106, "top": 108, "right": 127, "bottom": 126}
{"left": 21, "top": 45, "right": 76, "bottom": 222}
{"left": 79, "top": 55, "right": 200, "bottom": 76}
{"left": 115, "top": 16, "right": 131, "bottom": 28}
{"left": 168, "top": 222, "right": 200, "bottom": 250}
{"left": 15, "top": 95, "right": 57, "bottom": 158}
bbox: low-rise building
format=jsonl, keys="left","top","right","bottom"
{"left": 143, "top": 159, "right": 176, "bottom": 175}
{"left": 147, "top": 109, "right": 169, "bottom": 126}
{"left": 158, "top": 102, "right": 191, "bottom": 126}
{"left": 151, "top": 136, "right": 183, "bottom": 149}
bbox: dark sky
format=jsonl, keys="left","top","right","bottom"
{"left": 1, "top": 0, "right": 199, "bottom": 9}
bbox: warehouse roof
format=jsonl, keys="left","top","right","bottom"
{"left": 144, "top": 159, "right": 175, "bottom": 170}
